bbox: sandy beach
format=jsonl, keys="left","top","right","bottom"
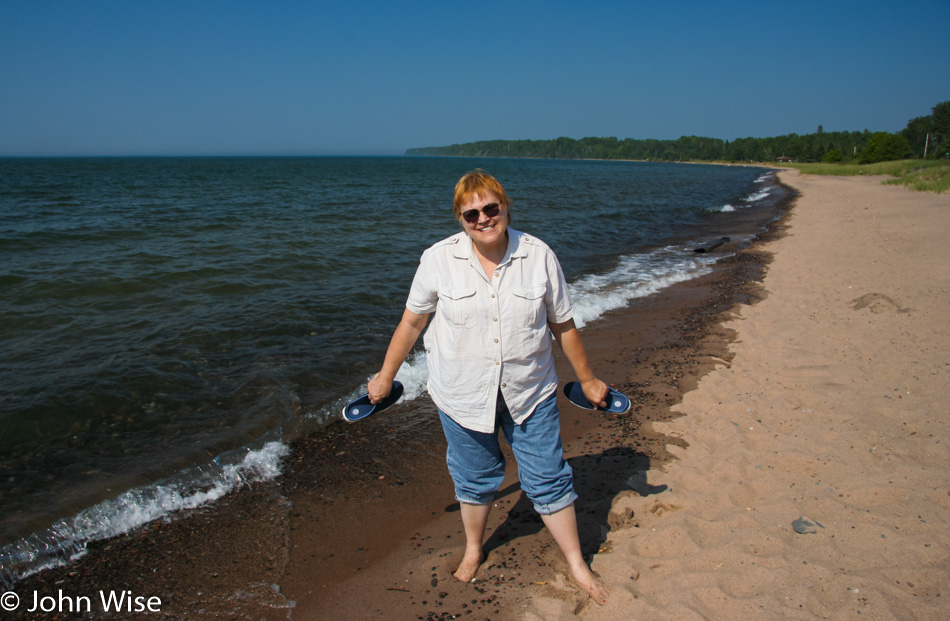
{"left": 8, "top": 170, "right": 947, "bottom": 621}
{"left": 523, "top": 170, "right": 950, "bottom": 620}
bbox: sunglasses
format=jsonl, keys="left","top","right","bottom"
{"left": 461, "top": 202, "right": 501, "bottom": 224}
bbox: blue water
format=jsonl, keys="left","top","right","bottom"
{"left": 0, "top": 156, "right": 778, "bottom": 583}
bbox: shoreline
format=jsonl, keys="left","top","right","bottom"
{"left": 0, "top": 157, "right": 770, "bottom": 568}
{"left": 7, "top": 178, "right": 793, "bottom": 619}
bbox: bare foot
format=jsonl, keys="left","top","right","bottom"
{"left": 568, "top": 562, "right": 610, "bottom": 606}
{"left": 453, "top": 548, "right": 485, "bottom": 582}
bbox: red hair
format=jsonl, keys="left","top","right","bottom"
{"left": 453, "top": 169, "right": 512, "bottom": 224}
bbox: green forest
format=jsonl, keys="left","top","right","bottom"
{"left": 406, "top": 101, "right": 949, "bottom": 165}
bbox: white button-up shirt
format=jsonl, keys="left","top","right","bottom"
{"left": 406, "top": 228, "right": 574, "bottom": 432}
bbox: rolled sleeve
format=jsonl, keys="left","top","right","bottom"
{"left": 545, "top": 252, "right": 574, "bottom": 324}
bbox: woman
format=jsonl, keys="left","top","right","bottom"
{"left": 367, "top": 170, "right": 610, "bottom": 605}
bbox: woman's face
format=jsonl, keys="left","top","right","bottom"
{"left": 459, "top": 191, "right": 507, "bottom": 249}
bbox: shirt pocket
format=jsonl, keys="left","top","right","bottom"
{"left": 512, "top": 285, "right": 547, "bottom": 328}
{"left": 438, "top": 286, "right": 479, "bottom": 328}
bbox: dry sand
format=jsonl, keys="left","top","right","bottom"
{"left": 524, "top": 171, "right": 950, "bottom": 620}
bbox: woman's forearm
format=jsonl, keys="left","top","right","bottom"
{"left": 379, "top": 311, "right": 428, "bottom": 378}
{"left": 550, "top": 318, "right": 608, "bottom": 407}
{"left": 552, "top": 321, "right": 594, "bottom": 381}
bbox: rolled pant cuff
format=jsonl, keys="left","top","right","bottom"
{"left": 456, "top": 494, "right": 495, "bottom": 506}
{"left": 531, "top": 490, "right": 578, "bottom": 516}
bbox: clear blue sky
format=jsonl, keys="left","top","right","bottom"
{"left": 2, "top": 0, "right": 948, "bottom": 156}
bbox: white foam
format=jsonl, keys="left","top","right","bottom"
{"left": 743, "top": 188, "right": 771, "bottom": 203}
{"left": 0, "top": 441, "right": 289, "bottom": 587}
{"left": 569, "top": 248, "right": 716, "bottom": 328}
{"left": 394, "top": 349, "right": 428, "bottom": 401}
{"left": 712, "top": 183, "right": 772, "bottom": 213}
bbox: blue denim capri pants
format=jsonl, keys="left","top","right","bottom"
{"left": 438, "top": 390, "right": 577, "bottom": 515}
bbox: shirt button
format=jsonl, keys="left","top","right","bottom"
{"left": 494, "top": 338, "right": 499, "bottom": 343}
{"left": 491, "top": 293, "right": 496, "bottom": 298}
{"left": 492, "top": 317, "right": 497, "bottom": 322}
{"left": 495, "top": 361, "right": 500, "bottom": 366}
{"left": 502, "top": 382, "right": 507, "bottom": 387}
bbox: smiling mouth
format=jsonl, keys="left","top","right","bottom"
{"left": 477, "top": 223, "right": 496, "bottom": 232}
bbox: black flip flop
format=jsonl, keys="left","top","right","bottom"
{"left": 342, "top": 381, "right": 404, "bottom": 422}
{"left": 563, "top": 381, "right": 630, "bottom": 414}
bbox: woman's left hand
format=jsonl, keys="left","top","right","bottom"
{"left": 580, "top": 377, "right": 609, "bottom": 410}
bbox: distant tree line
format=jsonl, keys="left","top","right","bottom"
{"left": 901, "top": 100, "right": 950, "bottom": 160}
{"left": 406, "top": 101, "right": 949, "bottom": 164}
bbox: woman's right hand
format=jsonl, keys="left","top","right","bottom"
{"left": 367, "top": 373, "right": 393, "bottom": 404}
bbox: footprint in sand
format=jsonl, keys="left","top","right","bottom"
{"left": 649, "top": 500, "right": 682, "bottom": 518}
{"left": 850, "top": 293, "right": 910, "bottom": 314}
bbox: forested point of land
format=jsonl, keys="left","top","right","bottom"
{"left": 406, "top": 101, "right": 949, "bottom": 165}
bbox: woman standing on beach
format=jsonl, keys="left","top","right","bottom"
{"left": 367, "top": 170, "right": 610, "bottom": 605}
